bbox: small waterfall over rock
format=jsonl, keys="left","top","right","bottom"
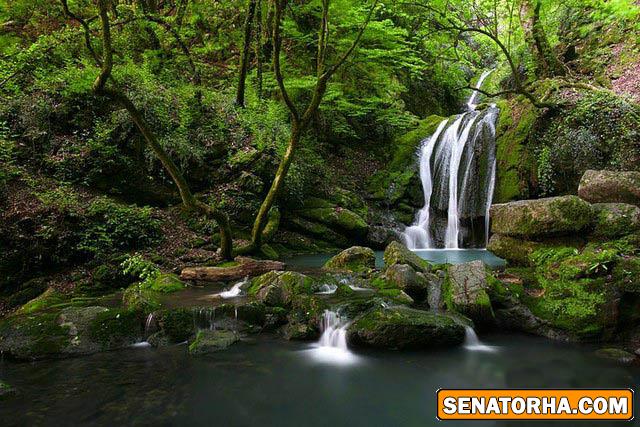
{"left": 463, "top": 326, "right": 496, "bottom": 352}
{"left": 404, "top": 70, "right": 499, "bottom": 249}
{"left": 306, "top": 309, "right": 358, "bottom": 365}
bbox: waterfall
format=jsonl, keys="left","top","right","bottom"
{"left": 305, "top": 309, "right": 358, "bottom": 365}
{"left": 463, "top": 326, "right": 496, "bottom": 352}
{"left": 214, "top": 277, "right": 247, "bottom": 299}
{"left": 404, "top": 70, "right": 498, "bottom": 249}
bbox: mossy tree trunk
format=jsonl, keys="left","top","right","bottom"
{"left": 521, "top": 0, "right": 566, "bottom": 78}
{"left": 249, "top": 0, "right": 377, "bottom": 248}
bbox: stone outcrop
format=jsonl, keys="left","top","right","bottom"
{"left": 384, "top": 264, "right": 430, "bottom": 302}
{"left": 383, "top": 241, "right": 430, "bottom": 273}
{"left": 591, "top": 203, "right": 640, "bottom": 239}
{"left": 578, "top": 170, "right": 640, "bottom": 206}
{"left": 490, "top": 196, "right": 593, "bottom": 238}
{"left": 188, "top": 330, "right": 239, "bottom": 355}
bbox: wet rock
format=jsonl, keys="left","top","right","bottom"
{"left": 347, "top": 306, "right": 464, "bottom": 350}
{"left": 323, "top": 246, "right": 376, "bottom": 273}
{"left": 383, "top": 241, "right": 431, "bottom": 273}
{"left": 490, "top": 196, "right": 593, "bottom": 238}
{"left": 385, "top": 264, "right": 430, "bottom": 302}
{"left": 445, "top": 261, "right": 494, "bottom": 327}
{"left": 594, "top": 348, "right": 637, "bottom": 365}
{"left": 249, "top": 271, "right": 315, "bottom": 307}
{"left": 156, "top": 308, "right": 194, "bottom": 343}
{"left": 188, "top": 330, "right": 239, "bottom": 355}
{"left": 147, "top": 331, "right": 169, "bottom": 348}
{"left": 487, "top": 235, "right": 541, "bottom": 266}
{"left": 591, "top": 203, "right": 640, "bottom": 238}
{"left": 578, "top": 170, "right": 640, "bottom": 206}
{"left": 284, "top": 322, "right": 318, "bottom": 341}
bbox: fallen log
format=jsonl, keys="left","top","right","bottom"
{"left": 180, "top": 257, "right": 285, "bottom": 282}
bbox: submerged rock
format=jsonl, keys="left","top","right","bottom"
{"left": 0, "top": 381, "right": 17, "bottom": 400}
{"left": 578, "top": 170, "right": 640, "bottom": 206}
{"left": 323, "top": 246, "right": 376, "bottom": 273}
{"left": 188, "top": 330, "right": 239, "bottom": 355}
{"left": 594, "top": 348, "right": 637, "bottom": 365}
{"left": 490, "top": 196, "right": 593, "bottom": 238}
{"left": 383, "top": 241, "right": 430, "bottom": 273}
{"left": 445, "top": 261, "right": 494, "bottom": 327}
{"left": 591, "top": 203, "right": 640, "bottom": 238}
{"left": 347, "top": 306, "right": 464, "bottom": 350}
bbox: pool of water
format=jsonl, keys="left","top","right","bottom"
{"left": 285, "top": 249, "right": 506, "bottom": 270}
{"left": 2, "top": 333, "right": 637, "bottom": 426}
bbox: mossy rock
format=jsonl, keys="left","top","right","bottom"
{"left": 487, "top": 235, "right": 542, "bottom": 266}
{"left": 248, "top": 271, "right": 315, "bottom": 307}
{"left": 383, "top": 241, "right": 430, "bottom": 273}
{"left": 578, "top": 170, "right": 640, "bottom": 206}
{"left": 347, "top": 306, "right": 465, "bottom": 350}
{"left": 323, "top": 246, "right": 376, "bottom": 273}
{"left": 140, "top": 273, "right": 186, "bottom": 293}
{"left": 122, "top": 284, "right": 162, "bottom": 313}
{"left": 0, "top": 306, "right": 142, "bottom": 360}
{"left": 613, "top": 257, "right": 640, "bottom": 293}
{"left": 157, "top": 308, "right": 194, "bottom": 343}
{"left": 294, "top": 200, "right": 368, "bottom": 239}
{"left": 188, "top": 330, "right": 239, "bottom": 355}
{"left": 594, "top": 348, "right": 637, "bottom": 364}
{"left": 16, "top": 288, "right": 68, "bottom": 315}
{"left": 490, "top": 196, "right": 593, "bottom": 238}
{"left": 286, "top": 216, "right": 350, "bottom": 247}
{"left": 591, "top": 203, "right": 640, "bottom": 239}
{"left": 384, "top": 264, "right": 430, "bottom": 302}
{"left": 0, "top": 381, "right": 17, "bottom": 401}
{"left": 444, "top": 261, "right": 494, "bottom": 327}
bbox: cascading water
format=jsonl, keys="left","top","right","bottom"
{"left": 463, "top": 326, "right": 496, "bottom": 352}
{"left": 305, "top": 309, "right": 358, "bottom": 365}
{"left": 404, "top": 70, "right": 499, "bottom": 249}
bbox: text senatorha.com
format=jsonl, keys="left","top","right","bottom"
{"left": 436, "top": 389, "right": 634, "bottom": 421}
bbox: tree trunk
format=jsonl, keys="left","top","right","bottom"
{"left": 180, "top": 257, "right": 284, "bottom": 282}
{"left": 236, "top": 0, "right": 257, "bottom": 107}
{"left": 251, "top": 121, "right": 301, "bottom": 247}
{"left": 255, "top": 0, "right": 263, "bottom": 98}
{"left": 521, "top": 0, "right": 565, "bottom": 78}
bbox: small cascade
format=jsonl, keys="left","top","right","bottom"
{"left": 305, "top": 309, "right": 358, "bottom": 365}
{"left": 144, "top": 313, "right": 155, "bottom": 335}
{"left": 316, "top": 283, "right": 338, "bottom": 295}
{"left": 463, "top": 326, "right": 496, "bottom": 352}
{"left": 214, "top": 277, "right": 247, "bottom": 299}
{"left": 404, "top": 70, "right": 499, "bottom": 249}
{"left": 193, "top": 307, "right": 217, "bottom": 330}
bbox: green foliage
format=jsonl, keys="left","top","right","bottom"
{"left": 80, "top": 198, "right": 161, "bottom": 256}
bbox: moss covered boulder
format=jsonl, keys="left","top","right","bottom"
{"left": 490, "top": 196, "right": 593, "bottom": 238}
{"left": 444, "top": 261, "right": 494, "bottom": 327}
{"left": 578, "top": 170, "right": 640, "bottom": 206}
{"left": 293, "top": 197, "right": 368, "bottom": 240}
{"left": 347, "top": 306, "right": 464, "bottom": 350}
{"left": 591, "top": 203, "right": 640, "bottom": 239}
{"left": 385, "top": 264, "right": 430, "bottom": 302}
{"left": 323, "top": 246, "right": 376, "bottom": 273}
{"left": 594, "top": 348, "right": 637, "bottom": 365}
{"left": 188, "top": 330, "right": 239, "bottom": 355}
{"left": 383, "top": 241, "right": 430, "bottom": 273}
{"left": 487, "top": 235, "right": 542, "bottom": 266}
{"left": 0, "top": 306, "right": 142, "bottom": 360}
{"left": 248, "top": 271, "right": 315, "bottom": 307}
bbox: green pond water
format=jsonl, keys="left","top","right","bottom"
{"left": 1, "top": 333, "right": 637, "bottom": 427}
{"left": 284, "top": 249, "right": 506, "bottom": 270}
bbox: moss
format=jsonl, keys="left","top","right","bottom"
{"left": 215, "top": 260, "right": 240, "bottom": 268}
{"left": 0, "top": 312, "right": 71, "bottom": 359}
{"left": 323, "top": 246, "right": 376, "bottom": 273}
{"left": 140, "top": 273, "right": 186, "bottom": 293}
{"left": 188, "top": 330, "right": 239, "bottom": 355}
{"left": 17, "top": 288, "right": 68, "bottom": 315}
{"left": 88, "top": 309, "right": 142, "bottom": 349}
{"left": 158, "top": 308, "right": 194, "bottom": 343}
{"left": 259, "top": 243, "right": 279, "bottom": 260}
{"left": 383, "top": 241, "right": 431, "bottom": 272}
{"left": 613, "top": 257, "right": 640, "bottom": 292}
{"left": 122, "top": 283, "right": 162, "bottom": 313}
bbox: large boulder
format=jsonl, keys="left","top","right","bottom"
{"left": 248, "top": 271, "right": 314, "bottom": 307}
{"left": 578, "top": 170, "right": 640, "bottom": 206}
{"left": 293, "top": 197, "right": 368, "bottom": 239}
{"left": 445, "top": 261, "right": 494, "bottom": 326}
{"left": 383, "top": 241, "right": 430, "bottom": 272}
{"left": 188, "top": 330, "right": 239, "bottom": 355}
{"left": 347, "top": 306, "right": 464, "bottom": 350}
{"left": 0, "top": 307, "right": 142, "bottom": 360}
{"left": 384, "top": 264, "right": 430, "bottom": 302}
{"left": 323, "top": 246, "right": 376, "bottom": 273}
{"left": 591, "top": 203, "right": 640, "bottom": 239}
{"left": 490, "top": 196, "right": 593, "bottom": 238}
